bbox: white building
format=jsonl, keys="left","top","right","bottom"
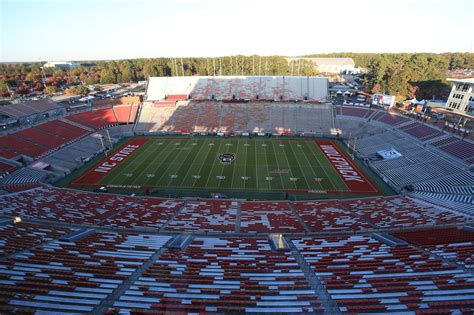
{"left": 446, "top": 78, "right": 474, "bottom": 116}
{"left": 43, "top": 61, "right": 81, "bottom": 69}
{"left": 286, "top": 57, "right": 359, "bottom": 74}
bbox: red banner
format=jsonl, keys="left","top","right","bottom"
{"left": 315, "top": 140, "right": 379, "bottom": 193}
{"left": 71, "top": 137, "right": 148, "bottom": 186}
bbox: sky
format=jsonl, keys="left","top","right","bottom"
{"left": 0, "top": 0, "right": 473, "bottom": 62}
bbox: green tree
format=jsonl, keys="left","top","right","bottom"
{"left": 43, "top": 86, "right": 58, "bottom": 94}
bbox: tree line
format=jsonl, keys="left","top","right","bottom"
{"left": 0, "top": 53, "right": 473, "bottom": 100}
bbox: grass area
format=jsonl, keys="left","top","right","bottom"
{"left": 62, "top": 136, "right": 395, "bottom": 200}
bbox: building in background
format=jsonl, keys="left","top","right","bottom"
{"left": 286, "top": 57, "right": 359, "bottom": 74}
{"left": 446, "top": 78, "right": 474, "bottom": 116}
{"left": 43, "top": 61, "right": 81, "bottom": 69}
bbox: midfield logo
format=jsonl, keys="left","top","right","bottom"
{"left": 218, "top": 153, "right": 236, "bottom": 165}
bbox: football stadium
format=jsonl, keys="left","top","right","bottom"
{"left": 0, "top": 75, "right": 473, "bottom": 314}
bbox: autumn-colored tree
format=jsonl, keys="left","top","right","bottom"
{"left": 33, "top": 80, "right": 44, "bottom": 91}
{"left": 15, "top": 82, "right": 30, "bottom": 95}
{"left": 65, "top": 86, "right": 89, "bottom": 95}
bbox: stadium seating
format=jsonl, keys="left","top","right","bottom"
{"left": 111, "top": 237, "right": 324, "bottom": 313}
{"left": 100, "top": 198, "right": 183, "bottom": 229}
{"left": 372, "top": 111, "right": 410, "bottom": 126}
{"left": 65, "top": 111, "right": 110, "bottom": 130}
{"left": 194, "top": 102, "right": 220, "bottom": 132}
{"left": 292, "top": 200, "right": 373, "bottom": 232}
{"left": 113, "top": 105, "right": 133, "bottom": 124}
{"left": 399, "top": 122, "right": 445, "bottom": 142}
{"left": 341, "top": 196, "right": 469, "bottom": 229}
{"left": 435, "top": 138, "right": 474, "bottom": 161}
{"left": 166, "top": 94, "right": 188, "bottom": 101}
{"left": 339, "top": 106, "right": 373, "bottom": 118}
{"left": 94, "top": 108, "right": 118, "bottom": 124}
{"left": 0, "top": 148, "right": 18, "bottom": 160}
{"left": 35, "top": 119, "right": 90, "bottom": 142}
{"left": 0, "top": 119, "right": 90, "bottom": 160}
{"left": 165, "top": 200, "right": 237, "bottom": 233}
{"left": 240, "top": 201, "right": 305, "bottom": 233}
{"left": 394, "top": 228, "right": 474, "bottom": 269}
{"left": 136, "top": 101, "right": 334, "bottom": 135}
{"left": 0, "top": 222, "right": 72, "bottom": 257}
{"left": 0, "top": 167, "right": 50, "bottom": 185}
{"left": 292, "top": 235, "right": 474, "bottom": 313}
{"left": 0, "top": 231, "right": 171, "bottom": 313}
{"left": 0, "top": 161, "right": 16, "bottom": 178}
{"left": 0, "top": 187, "right": 135, "bottom": 224}
{"left": 0, "top": 135, "right": 49, "bottom": 158}
{"left": 15, "top": 127, "right": 70, "bottom": 149}
{"left": 147, "top": 76, "right": 328, "bottom": 102}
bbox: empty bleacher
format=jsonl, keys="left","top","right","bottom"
{"left": 65, "top": 111, "right": 110, "bottom": 130}
{"left": 292, "top": 200, "right": 373, "bottom": 232}
{"left": 0, "top": 161, "right": 16, "bottom": 178}
{"left": 0, "top": 186, "right": 135, "bottom": 224}
{"left": 292, "top": 235, "right": 474, "bottom": 313}
{"left": 394, "top": 228, "right": 474, "bottom": 269}
{"left": 136, "top": 101, "right": 334, "bottom": 135}
{"left": 0, "top": 231, "right": 171, "bottom": 313}
{"left": 240, "top": 201, "right": 305, "bottom": 233}
{"left": 165, "top": 200, "right": 238, "bottom": 233}
{"left": 341, "top": 196, "right": 469, "bottom": 229}
{"left": 100, "top": 198, "right": 183, "bottom": 229}
{"left": 0, "top": 222, "right": 72, "bottom": 257}
{"left": 112, "top": 237, "right": 324, "bottom": 313}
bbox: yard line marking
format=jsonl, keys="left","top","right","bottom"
{"left": 290, "top": 141, "right": 324, "bottom": 191}
{"left": 179, "top": 139, "right": 210, "bottom": 187}
{"left": 204, "top": 140, "right": 226, "bottom": 189}
{"left": 287, "top": 141, "right": 311, "bottom": 190}
{"left": 268, "top": 140, "right": 288, "bottom": 189}
{"left": 104, "top": 139, "right": 159, "bottom": 186}
{"left": 129, "top": 140, "right": 176, "bottom": 186}
{"left": 305, "top": 141, "right": 343, "bottom": 191}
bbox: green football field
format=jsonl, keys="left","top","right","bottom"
{"left": 71, "top": 136, "right": 381, "bottom": 195}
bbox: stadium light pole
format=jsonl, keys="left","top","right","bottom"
{"left": 40, "top": 62, "right": 47, "bottom": 87}
{"left": 106, "top": 129, "right": 113, "bottom": 148}
{"left": 99, "top": 136, "right": 107, "bottom": 157}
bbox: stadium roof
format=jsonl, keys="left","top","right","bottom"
{"left": 0, "top": 98, "right": 62, "bottom": 119}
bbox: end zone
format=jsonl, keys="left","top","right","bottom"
{"left": 315, "top": 140, "right": 379, "bottom": 194}
{"left": 71, "top": 137, "right": 148, "bottom": 186}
